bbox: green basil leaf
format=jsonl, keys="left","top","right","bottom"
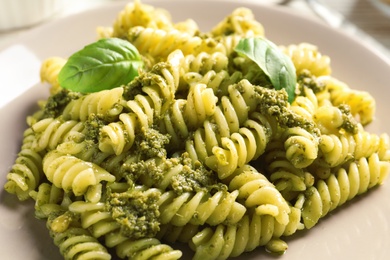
{"left": 234, "top": 37, "right": 296, "bottom": 103}
{"left": 58, "top": 38, "right": 143, "bottom": 93}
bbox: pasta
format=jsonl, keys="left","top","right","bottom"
{"left": 4, "top": 0, "right": 390, "bottom": 259}
{"left": 4, "top": 128, "right": 44, "bottom": 201}
{"left": 281, "top": 43, "right": 332, "bottom": 77}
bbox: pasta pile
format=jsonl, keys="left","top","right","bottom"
{"left": 4, "top": 0, "right": 390, "bottom": 259}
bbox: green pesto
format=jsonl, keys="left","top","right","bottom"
{"left": 253, "top": 85, "right": 320, "bottom": 138}
{"left": 126, "top": 152, "right": 225, "bottom": 195}
{"left": 125, "top": 157, "right": 179, "bottom": 186}
{"left": 134, "top": 127, "right": 170, "bottom": 159}
{"left": 106, "top": 188, "right": 161, "bottom": 239}
{"left": 84, "top": 114, "right": 107, "bottom": 142}
{"left": 122, "top": 76, "right": 144, "bottom": 101}
{"left": 338, "top": 104, "right": 358, "bottom": 134}
{"left": 170, "top": 153, "right": 227, "bottom": 194}
{"left": 297, "top": 69, "right": 326, "bottom": 94}
{"left": 42, "top": 89, "right": 82, "bottom": 118}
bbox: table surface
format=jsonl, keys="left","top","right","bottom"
{"left": 0, "top": 0, "right": 389, "bottom": 53}
{"left": 313, "top": 0, "right": 390, "bottom": 50}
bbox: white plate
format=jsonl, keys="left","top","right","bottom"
{"left": 1, "top": 0, "right": 390, "bottom": 259}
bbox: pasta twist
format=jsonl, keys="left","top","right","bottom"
{"left": 323, "top": 76, "right": 376, "bottom": 125}
{"left": 40, "top": 56, "right": 67, "bottom": 95}
{"left": 302, "top": 153, "right": 390, "bottom": 229}
{"left": 179, "top": 83, "right": 218, "bottom": 131}
{"left": 353, "top": 123, "right": 382, "bottom": 159}
{"left": 115, "top": 237, "right": 183, "bottom": 260}
{"left": 158, "top": 189, "right": 246, "bottom": 226}
{"left": 282, "top": 126, "right": 319, "bottom": 169}
{"left": 62, "top": 87, "right": 125, "bottom": 122}
{"left": 210, "top": 7, "right": 264, "bottom": 37}
{"left": 210, "top": 7, "right": 264, "bottom": 55}
{"left": 127, "top": 26, "right": 226, "bottom": 60}
{"left": 190, "top": 208, "right": 304, "bottom": 260}
{"left": 69, "top": 201, "right": 121, "bottom": 241}
{"left": 281, "top": 43, "right": 332, "bottom": 77}
{"left": 263, "top": 141, "right": 315, "bottom": 201}
{"left": 30, "top": 117, "right": 85, "bottom": 152}
{"left": 29, "top": 182, "right": 72, "bottom": 219}
{"left": 227, "top": 164, "right": 291, "bottom": 225}
{"left": 130, "top": 157, "right": 185, "bottom": 191}
{"left": 204, "top": 112, "right": 274, "bottom": 179}
{"left": 213, "top": 81, "right": 259, "bottom": 136}
{"left": 315, "top": 124, "right": 387, "bottom": 170}
{"left": 181, "top": 51, "right": 229, "bottom": 75}
{"left": 313, "top": 105, "right": 350, "bottom": 135}
{"left": 182, "top": 69, "right": 242, "bottom": 97}
{"left": 165, "top": 79, "right": 256, "bottom": 152}
{"left": 42, "top": 150, "right": 116, "bottom": 197}
{"left": 74, "top": 147, "right": 137, "bottom": 183}
{"left": 111, "top": 0, "right": 173, "bottom": 38}
{"left": 378, "top": 133, "right": 390, "bottom": 161}
{"left": 317, "top": 133, "right": 356, "bottom": 168}
{"left": 50, "top": 226, "right": 111, "bottom": 260}
{"left": 290, "top": 86, "right": 318, "bottom": 121}
{"left": 159, "top": 83, "right": 218, "bottom": 148}
{"left": 157, "top": 223, "right": 200, "bottom": 244}
{"left": 4, "top": 128, "right": 44, "bottom": 201}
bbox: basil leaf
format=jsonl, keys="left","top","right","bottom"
{"left": 58, "top": 38, "right": 143, "bottom": 93}
{"left": 234, "top": 37, "right": 296, "bottom": 103}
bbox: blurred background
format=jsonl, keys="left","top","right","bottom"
{"left": 1, "top": 0, "right": 389, "bottom": 54}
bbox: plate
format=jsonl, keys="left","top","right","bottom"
{"left": 1, "top": 0, "right": 390, "bottom": 259}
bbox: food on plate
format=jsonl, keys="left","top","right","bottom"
{"left": 4, "top": 0, "right": 390, "bottom": 259}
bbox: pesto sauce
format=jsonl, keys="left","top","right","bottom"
{"left": 107, "top": 188, "right": 161, "bottom": 239}
{"left": 254, "top": 85, "right": 320, "bottom": 137}
{"left": 42, "top": 89, "right": 81, "bottom": 118}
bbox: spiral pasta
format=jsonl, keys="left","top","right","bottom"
{"left": 115, "top": 237, "right": 183, "bottom": 260}
{"left": 210, "top": 7, "right": 265, "bottom": 55}
{"left": 302, "top": 153, "right": 390, "bottom": 229}
{"left": 31, "top": 117, "right": 85, "bottom": 152}
{"left": 69, "top": 200, "right": 121, "bottom": 242}
{"left": 42, "top": 150, "right": 116, "bottom": 197}
{"left": 281, "top": 43, "right": 332, "bottom": 77}
{"left": 322, "top": 75, "right": 376, "bottom": 125}
{"left": 263, "top": 140, "right": 315, "bottom": 201}
{"left": 111, "top": 0, "right": 173, "bottom": 38}
{"left": 29, "top": 182, "right": 71, "bottom": 219}
{"left": 4, "top": 128, "right": 44, "bottom": 201}
{"left": 157, "top": 223, "right": 200, "bottom": 244}
{"left": 316, "top": 124, "right": 387, "bottom": 169}
{"left": 62, "top": 87, "right": 125, "bottom": 122}
{"left": 158, "top": 189, "right": 246, "bottom": 227}
{"left": 210, "top": 7, "right": 264, "bottom": 37}
{"left": 226, "top": 164, "right": 291, "bottom": 225}
{"left": 40, "top": 56, "right": 67, "bottom": 95}
{"left": 50, "top": 226, "right": 112, "bottom": 260}
{"left": 181, "top": 52, "right": 229, "bottom": 76}
{"left": 190, "top": 207, "right": 304, "bottom": 260}
{"left": 290, "top": 86, "right": 318, "bottom": 121}
{"left": 282, "top": 126, "right": 319, "bottom": 169}
{"left": 127, "top": 26, "right": 227, "bottom": 60}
